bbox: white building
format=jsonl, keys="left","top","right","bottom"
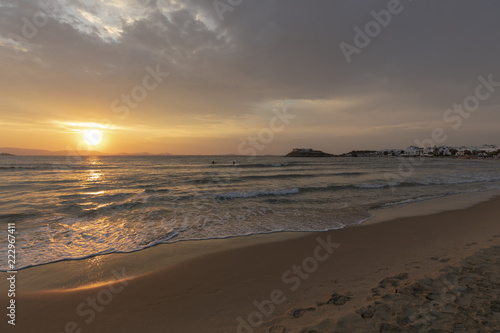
{"left": 478, "top": 144, "right": 498, "bottom": 153}
{"left": 404, "top": 146, "right": 424, "bottom": 156}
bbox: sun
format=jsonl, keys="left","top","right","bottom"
{"left": 83, "top": 129, "right": 104, "bottom": 146}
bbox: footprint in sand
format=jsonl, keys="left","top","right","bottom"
{"left": 292, "top": 307, "right": 316, "bottom": 318}
{"left": 326, "top": 293, "right": 351, "bottom": 305}
{"left": 268, "top": 325, "right": 287, "bottom": 333}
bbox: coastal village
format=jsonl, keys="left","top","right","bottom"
{"left": 286, "top": 144, "right": 500, "bottom": 159}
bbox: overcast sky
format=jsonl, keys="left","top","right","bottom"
{"left": 0, "top": 0, "right": 499, "bottom": 154}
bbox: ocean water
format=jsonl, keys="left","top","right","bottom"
{"left": 1, "top": 155, "right": 499, "bottom": 270}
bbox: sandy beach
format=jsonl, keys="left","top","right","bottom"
{"left": 2, "top": 195, "right": 500, "bottom": 333}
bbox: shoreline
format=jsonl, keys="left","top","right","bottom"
{"left": 1, "top": 189, "right": 499, "bottom": 291}
{"left": 366, "top": 188, "right": 500, "bottom": 225}
{"left": 1, "top": 191, "right": 500, "bottom": 331}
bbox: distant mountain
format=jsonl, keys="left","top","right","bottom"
{"left": 0, "top": 147, "right": 170, "bottom": 156}
{"left": 0, "top": 152, "right": 15, "bottom": 156}
{"left": 116, "top": 152, "right": 154, "bottom": 156}
{"left": 112, "top": 152, "right": 172, "bottom": 156}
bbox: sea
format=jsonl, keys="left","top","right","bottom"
{"left": 1, "top": 155, "right": 499, "bottom": 271}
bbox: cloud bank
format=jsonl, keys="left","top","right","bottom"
{"left": 0, "top": 0, "right": 499, "bottom": 154}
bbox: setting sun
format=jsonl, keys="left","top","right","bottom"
{"left": 83, "top": 129, "right": 104, "bottom": 146}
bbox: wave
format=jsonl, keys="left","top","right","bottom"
{"left": 0, "top": 165, "right": 119, "bottom": 171}
{"left": 138, "top": 230, "right": 179, "bottom": 246}
{"left": 295, "top": 179, "right": 484, "bottom": 193}
{"left": 83, "top": 201, "right": 148, "bottom": 215}
{"left": 299, "top": 184, "right": 390, "bottom": 193}
{"left": 56, "top": 203, "right": 85, "bottom": 214}
{"left": 0, "top": 166, "right": 44, "bottom": 170}
{"left": 333, "top": 172, "right": 367, "bottom": 176}
{"left": 213, "top": 162, "right": 320, "bottom": 169}
{"left": 381, "top": 194, "right": 448, "bottom": 207}
{"left": 350, "top": 177, "right": 500, "bottom": 191}
{"left": 240, "top": 171, "right": 368, "bottom": 181}
{"left": 0, "top": 212, "right": 40, "bottom": 221}
{"left": 143, "top": 188, "right": 171, "bottom": 194}
{"left": 188, "top": 177, "right": 241, "bottom": 184}
{"left": 353, "top": 184, "right": 387, "bottom": 189}
{"left": 409, "top": 177, "right": 500, "bottom": 186}
{"left": 240, "top": 173, "right": 319, "bottom": 180}
{"left": 188, "top": 171, "right": 368, "bottom": 184}
{"left": 58, "top": 192, "right": 136, "bottom": 203}
{"left": 215, "top": 188, "right": 300, "bottom": 199}
{"left": 95, "top": 192, "right": 136, "bottom": 203}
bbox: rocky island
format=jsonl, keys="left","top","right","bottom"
{"left": 285, "top": 148, "right": 335, "bottom": 157}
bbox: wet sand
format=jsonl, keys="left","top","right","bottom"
{"left": 1, "top": 195, "right": 500, "bottom": 332}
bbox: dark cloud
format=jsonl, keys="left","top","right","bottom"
{"left": 0, "top": 0, "right": 499, "bottom": 153}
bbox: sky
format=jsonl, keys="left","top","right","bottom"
{"left": 0, "top": 0, "right": 499, "bottom": 155}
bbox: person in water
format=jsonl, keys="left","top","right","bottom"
{"left": 212, "top": 161, "right": 215, "bottom": 164}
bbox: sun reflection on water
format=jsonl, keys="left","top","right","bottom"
{"left": 84, "top": 156, "right": 103, "bottom": 166}
{"left": 87, "top": 170, "right": 102, "bottom": 182}
{"left": 82, "top": 156, "right": 104, "bottom": 182}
